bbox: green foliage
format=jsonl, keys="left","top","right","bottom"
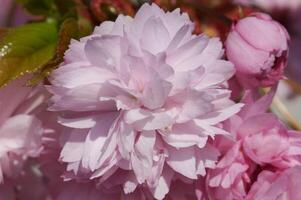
{"left": 0, "top": 1, "right": 94, "bottom": 87}
{"left": 0, "top": 22, "right": 58, "bottom": 87}
{"left": 16, "top": 0, "right": 77, "bottom": 22}
{"left": 28, "top": 18, "right": 80, "bottom": 86}
{"left": 16, "top": 0, "right": 58, "bottom": 16}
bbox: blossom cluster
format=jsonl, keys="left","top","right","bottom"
{"left": 0, "top": 1, "right": 300, "bottom": 200}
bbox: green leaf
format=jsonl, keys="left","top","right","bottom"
{"left": 28, "top": 18, "right": 79, "bottom": 86}
{"left": 17, "top": 0, "right": 77, "bottom": 21}
{"left": 16, "top": 0, "right": 57, "bottom": 16}
{"left": 0, "top": 22, "right": 58, "bottom": 87}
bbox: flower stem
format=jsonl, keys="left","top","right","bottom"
{"left": 272, "top": 95, "right": 301, "bottom": 131}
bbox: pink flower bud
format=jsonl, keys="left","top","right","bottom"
{"left": 225, "top": 13, "right": 290, "bottom": 87}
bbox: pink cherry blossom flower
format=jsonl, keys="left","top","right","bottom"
{"left": 226, "top": 13, "right": 289, "bottom": 87}
{"left": 53, "top": 175, "right": 198, "bottom": 200}
{"left": 39, "top": 119, "right": 198, "bottom": 200}
{"left": 0, "top": 82, "right": 68, "bottom": 199}
{"left": 246, "top": 166, "right": 301, "bottom": 200}
{"left": 47, "top": 3, "right": 242, "bottom": 198}
{"left": 206, "top": 141, "right": 254, "bottom": 200}
{"left": 237, "top": 114, "right": 301, "bottom": 168}
{"left": 204, "top": 88, "right": 301, "bottom": 199}
{"left": 40, "top": 136, "right": 199, "bottom": 200}
{"left": 0, "top": 77, "right": 43, "bottom": 183}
